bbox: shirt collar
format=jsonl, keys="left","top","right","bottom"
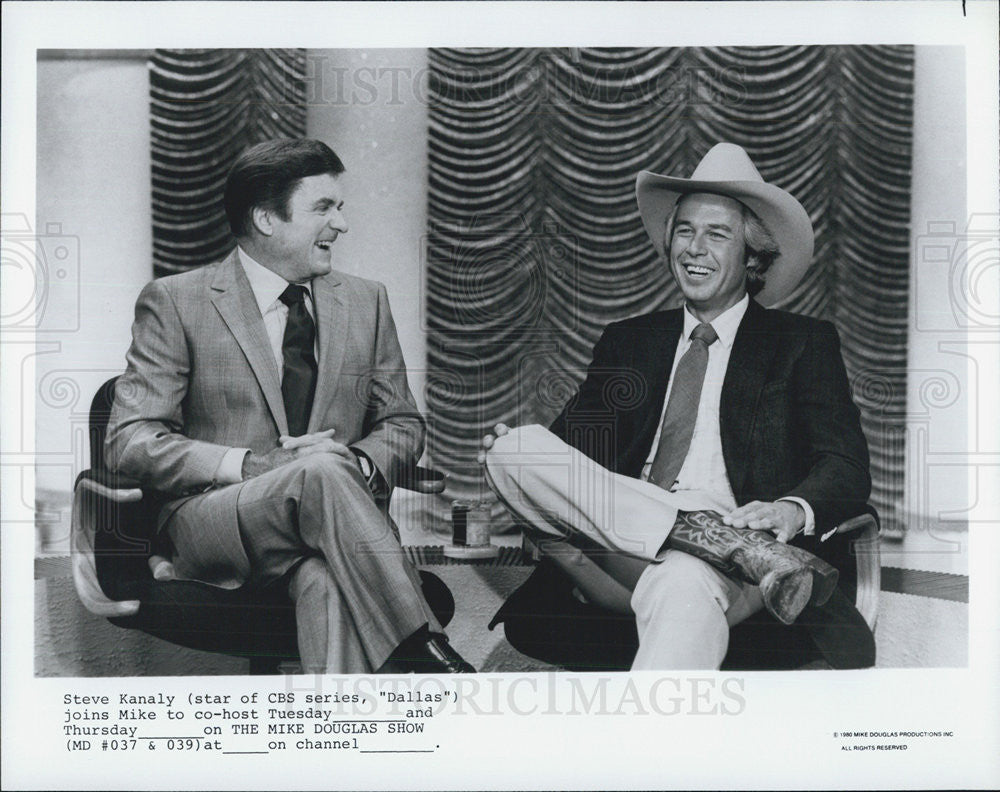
{"left": 682, "top": 294, "right": 749, "bottom": 350}
{"left": 237, "top": 246, "right": 311, "bottom": 316}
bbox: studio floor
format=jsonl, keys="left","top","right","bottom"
{"left": 33, "top": 495, "right": 969, "bottom": 675}
{"left": 396, "top": 500, "right": 970, "bottom": 672}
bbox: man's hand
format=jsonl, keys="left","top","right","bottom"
{"left": 278, "top": 428, "right": 354, "bottom": 459}
{"left": 242, "top": 429, "right": 355, "bottom": 479}
{"left": 476, "top": 423, "right": 510, "bottom": 465}
{"left": 723, "top": 500, "right": 805, "bottom": 543}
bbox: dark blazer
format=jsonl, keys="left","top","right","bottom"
{"left": 548, "top": 298, "right": 872, "bottom": 581}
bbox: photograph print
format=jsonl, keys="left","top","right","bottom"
{"left": 29, "top": 43, "right": 971, "bottom": 680}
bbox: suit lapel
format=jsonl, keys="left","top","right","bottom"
{"left": 210, "top": 251, "right": 289, "bottom": 436}
{"left": 720, "top": 299, "right": 776, "bottom": 500}
{"left": 308, "top": 273, "right": 348, "bottom": 432}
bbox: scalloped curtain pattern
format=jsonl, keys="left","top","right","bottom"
{"left": 426, "top": 47, "right": 914, "bottom": 538}
{"left": 150, "top": 49, "right": 307, "bottom": 278}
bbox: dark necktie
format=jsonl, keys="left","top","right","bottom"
{"left": 647, "top": 322, "right": 719, "bottom": 490}
{"left": 279, "top": 284, "right": 317, "bottom": 437}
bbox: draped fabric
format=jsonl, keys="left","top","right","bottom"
{"left": 426, "top": 47, "right": 914, "bottom": 538}
{"left": 150, "top": 49, "right": 308, "bottom": 277}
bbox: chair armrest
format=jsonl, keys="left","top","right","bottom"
{"left": 70, "top": 471, "right": 141, "bottom": 618}
{"left": 397, "top": 465, "right": 446, "bottom": 494}
{"left": 832, "top": 513, "right": 878, "bottom": 535}
{"left": 75, "top": 469, "right": 144, "bottom": 502}
{"left": 834, "top": 513, "right": 881, "bottom": 632}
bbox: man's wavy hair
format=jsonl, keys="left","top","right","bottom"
{"left": 224, "top": 139, "right": 345, "bottom": 238}
{"left": 664, "top": 195, "right": 781, "bottom": 298}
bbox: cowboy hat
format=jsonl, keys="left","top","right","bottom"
{"left": 636, "top": 142, "right": 814, "bottom": 307}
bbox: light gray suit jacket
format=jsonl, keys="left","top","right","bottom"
{"left": 106, "top": 250, "right": 424, "bottom": 587}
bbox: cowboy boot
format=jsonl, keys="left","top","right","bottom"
{"left": 672, "top": 511, "right": 841, "bottom": 605}
{"left": 773, "top": 535, "right": 839, "bottom": 607}
{"left": 666, "top": 510, "right": 839, "bottom": 625}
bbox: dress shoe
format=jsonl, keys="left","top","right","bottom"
{"left": 666, "top": 510, "right": 838, "bottom": 625}
{"left": 377, "top": 628, "right": 476, "bottom": 674}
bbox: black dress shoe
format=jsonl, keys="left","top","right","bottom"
{"left": 378, "top": 629, "right": 476, "bottom": 674}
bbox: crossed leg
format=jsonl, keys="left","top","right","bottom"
{"left": 484, "top": 424, "right": 764, "bottom": 670}
{"left": 169, "top": 453, "right": 437, "bottom": 673}
{"left": 288, "top": 557, "right": 371, "bottom": 673}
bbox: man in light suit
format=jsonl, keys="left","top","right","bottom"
{"left": 482, "top": 143, "right": 874, "bottom": 670}
{"left": 107, "top": 139, "right": 473, "bottom": 674}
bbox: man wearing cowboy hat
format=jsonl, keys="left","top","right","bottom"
{"left": 482, "top": 143, "right": 873, "bottom": 670}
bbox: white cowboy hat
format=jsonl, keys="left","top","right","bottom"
{"left": 636, "top": 142, "right": 814, "bottom": 307}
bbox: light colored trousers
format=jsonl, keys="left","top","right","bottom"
{"left": 485, "top": 425, "right": 764, "bottom": 670}
{"left": 167, "top": 453, "right": 438, "bottom": 673}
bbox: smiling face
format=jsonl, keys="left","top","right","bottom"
{"left": 254, "top": 172, "right": 348, "bottom": 283}
{"left": 667, "top": 193, "right": 748, "bottom": 322}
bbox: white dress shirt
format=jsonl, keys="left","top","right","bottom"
{"left": 238, "top": 246, "right": 317, "bottom": 371}
{"left": 642, "top": 295, "right": 815, "bottom": 535}
{"left": 213, "top": 248, "right": 317, "bottom": 484}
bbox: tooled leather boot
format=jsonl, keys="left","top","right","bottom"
{"left": 666, "top": 510, "right": 839, "bottom": 625}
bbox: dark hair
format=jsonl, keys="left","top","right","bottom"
{"left": 224, "top": 139, "right": 345, "bottom": 237}
{"left": 664, "top": 195, "right": 781, "bottom": 298}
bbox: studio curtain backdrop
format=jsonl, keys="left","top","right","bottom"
{"left": 424, "top": 47, "right": 914, "bottom": 538}
{"left": 149, "top": 48, "right": 308, "bottom": 278}
{"left": 146, "top": 47, "right": 914, "bottom": 539}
